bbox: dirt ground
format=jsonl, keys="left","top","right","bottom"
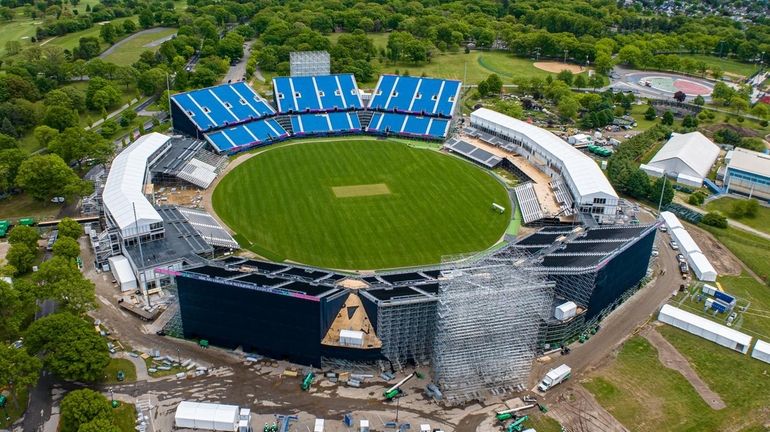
{"left": 685, "top": 224, "right": 743, "bottom": 276}
{"left": 533, "top": 61, "right": 587, "bottom": 74}
{"left": 0, "top": 241, "right": 8, "bottom": 265}
{"left": 642, "top": 325, "right": 726, "bottom": 410}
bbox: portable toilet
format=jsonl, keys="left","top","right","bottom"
{"left": 360, "top": 419, "right": 370, "bottom": 432}
{"left": 314, "top": 419, "right": 324, "bottom": 432}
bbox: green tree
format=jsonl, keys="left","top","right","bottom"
{"left": 682, "top": 114, "right": 698, "bottom": 128}
{"left": 493, "top": 99, "right": 523, "bottom": 119}
{"left": 43, "top": 106, "right": 79, "bottom": 132}
{"left": 0, "top": 149, "right": 26, "bottom": 193}
{"left": 556, "top": 69, "right": 574, "bottom": 85}
{"left": 702, "top": 211, "right": 728, "bottom": 228}
{"left": 5, "top": 244, "right": 35, "bottom": 274}
{"left": 594, "top": 53, "right": 614, "bottom": 75}
{"left": 618, "top": 45, "right": 642, "bottom": 68}
{"left": 0, "top": 344, "right": 42, "bottom": 410}
{"left": 78, "top": 417, "right": 121, "bottom": 432}
{"left": 34, "top": 125, "right": 60, "bottom": 148}
{"left": 688, "top": 191, "right": 706, "bottom": 206}
{"left": 122, "top": 20, "right": 137, "bottom": 34}
{"left": 15, "top": 154, "right": 91, "bottom": 201}
{"left": 0, "top": 133, "right": 16, "bottom": 150}
{"left": 710, "top": 66, "right": 723, "bottom": 80}
{"left": 137, "top": 68, "right": 168, "bottom": 96}
{"left": 573, "top": 74, "right": 587, "bottom": 89}
{"left": 52, "top": 236, "right": 80, "bottom": 260}
{"left": 138, "top": 9, "right": 154, "bottom": 28}
{"left": 8, "top": 225, "right": 39, "bottom": 250}
{"left": 644, "top": 106, "right": 656, "bottom": 121}
{"left": 73, "top": 37, "right": 101, "bottom": 60}
{"left": 557, "top": 96, "right": 579, "bottom": 119}
{"left": 477, "top": 80, "right": 489, "bottom": 97}
{"left": 485, "top": 74, "right": 503, "bottom": 95}
{"left": 47, "top": 127, "right": 112, "bottom": 168}
{"left": 0, "top": 279, "right": 24, "bottom": 339}
{"left": 25, "top": 313, "right": 109, "bottom": 382}
{"left": 59, "top": 389, "right": 115, "bottom": 432}
{"left": 99, "top": 23, "right": 116, "bottom": 44}
{"left": 34, "top": 256, "right": 95, "bottom": 314}
{"left": 661, "top": 110, "right": 674, "bottom": 125}
{"left": 693, "top": 95, "right": 705, "bottom": 106}
{"left": 57, "top": 217, "right": 83, "bottom": 239}
{"left": 216, "top": 32, "right": 244, "bottom": 61}
{"left": 648, "top": 176, "right": 674, "bottom": 207}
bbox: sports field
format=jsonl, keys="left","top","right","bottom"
{"left": 212, "top": 139, "right": 511, "bottom": 270}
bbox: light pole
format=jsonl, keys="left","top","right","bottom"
{"left": 657, "top": 173, "right": 667, "bottom": 216}
{"left": 564, "top": 49, "right": 568, "bottom": 64}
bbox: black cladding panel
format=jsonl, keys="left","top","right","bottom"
{"left": 177, "top": 275, "right": 322, "bottom": 366}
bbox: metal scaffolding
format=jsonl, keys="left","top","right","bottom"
{"left": 289, "top": 51, "right": 331, "bottom": 76}
{"left": 432, "top": 250, "right": 553, "bottom": 405}
{"left": 374, "top": 293, "right": 437, "bottom": 370}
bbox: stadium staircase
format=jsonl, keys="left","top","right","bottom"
{"left": 357, "top": 111, "right": 374, "bottom": 130}
{"left": 275, "top": 115, "right": 294, "bottom": 134}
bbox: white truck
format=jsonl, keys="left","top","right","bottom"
{"left": 538, "top": 364, "right": 571, "bottom": 392}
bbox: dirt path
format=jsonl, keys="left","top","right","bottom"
{"left": 548, "top": 385, "right": 630, "bottom": 432}
{"left": 99, "top": 27, "right": 175, "bottom": 59}
{"left": 685, "top": 221, "right": 763, "bottom": 283}
{"left": 642, "top": 325, "right": 726, "bottom": 410}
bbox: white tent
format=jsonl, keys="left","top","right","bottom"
{"left": 670, "top": 227, "right": 700, "bottom": 255}
{"left": 108, "top": 255, "right": 137, "bottom": 292}
{"left": 658, "top": 305, "right": 751, "bottom": 354}
{"left": 751, "top": 340, "right": 770, "bottom": 364}
{"left": 660, "top": 211, "right": 684, "bottom": 230}
{"left": 645, "top": 131, "right": 719, "bottom": 182}
{"left": 688, "top": 252, "right": 717, "bottom": 282}
{"left": 175, "top": 401, "right": 239, "bottom": 431}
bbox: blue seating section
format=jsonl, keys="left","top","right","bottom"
{"left": 369, "top": 75, "right": 461, "bottom": 117}
{"left": 171, "top": 82, "right": 275, "bottom": 131}
{"left": 291, "top": 112, "right": 362, "bottom": 135}
{"left": 368, "top": 113, "right": 450, "bottom": 139}
{"left": 204, "top": 118, "right": 288, "bottom": 152}
{"left": 273, "top": 74, "right": 362, "bottom": 113}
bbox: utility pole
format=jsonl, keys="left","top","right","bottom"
{"left": 564, "top": 49, "right": 568, "bottom": 64}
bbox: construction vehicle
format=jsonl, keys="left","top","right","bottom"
{"left": 538, "top": 364, "right": 571, "bottom": 391}
{"left": 383, "top": 372, "right": 415, "bottom": 399}
{"left": 506, "top": 415, "right": 529, "bottom": 432}
{"left": 301, "top": 372, "right": 314, "bottom": 391}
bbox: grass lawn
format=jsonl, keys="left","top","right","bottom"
{"left": 629, "top": 104, "right": 659, "bottom": 132}
{"left": 112, "top": 403, "right": 136, "bottom": 432}
{"left": 101, "top": 27, "right": 178, "bottom": 66}
{"left": 101, "top": 358, "right": 137, "bottom": 384}
{"left": 0, "top": 193, "right": 61, "bottom": 220}
{"left": 524, "top": 413, "right": 562, "bottom": 432}
{"left": 678, "top": 54, "right": 759, "bottom": 78}
{"left": 213, "top": 139, "right": 511, "bottom": 269}
{"left": 584, "top": 330, "right": 770, "bottom": 432}
{"left": 369, "top": 51, "right": 556, "bottom": 85}
{"left": 700, "top": 224, "right": 770, "bottom": 282}
{"left": 143, "top": 357, "right": 186, "bottom": 377}
{"left": 0, "top": 387, "right": 29, "bottom": 429}
{"left": 326, "top": 32, "right": 389, "bottom": 51}
{"left": 0, "top": 19, "right": 39, "bottom": 56}
{"left": 44, "top": 17, "right": 133, "bottom": 52}
{"left": 705, "top": 197, "right": 770, "bottom": 235}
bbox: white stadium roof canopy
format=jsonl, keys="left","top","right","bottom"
{"left": 470, "top": 108, "right": 617, "bottom": 203}
{"left": 103, "top": 133, "right": 170, "bottom": 238}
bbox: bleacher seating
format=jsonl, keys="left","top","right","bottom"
{"left": 171, "top": 82, "right": 275, "bottom": 131}
{"left": 514, "top": 183, "right": 545, "bottom": 224}
{"left": 369, "top": 75, "right": 461, "bottom": 117}
{"left": 204, "top": 118, "right": 289, "bottom": 152}
{"left": 290, "top": 112, "right": 361, "bottom": 135}
{"left": 444, "top": 138, "right": 502, "bottom": 168}
{"left": 273, "top": 74, "right": 363, "bottom": 113}
{"left": 368, "top": 112, "right": 449, "bottom": 139}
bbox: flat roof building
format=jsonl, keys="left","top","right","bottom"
{"left": 724, "top": 147, "right": 770, "bottom": 200}
{"left": 640, "top": 132, "right": 719, "bottom": 187}
{"left": 470, "top": 108, "right": 618, "bottom": 223}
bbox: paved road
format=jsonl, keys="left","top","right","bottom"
{"left": 222, "top": 41, "right": 253, "bottom": 84}
{"left": 99, "top": 27, "right": 176, "bottom": 59}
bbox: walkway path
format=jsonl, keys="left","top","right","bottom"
{"left": 115, "top": 351, "right": 150, "bottom": 382}
{"left": 99, "top": 27, "right": 175, "bottom": 59}
{"left": 642, "top": 325, "right": 726, "bottom": 410}
{"left": 675, "top": 200, "right": 770, "bottom": 241}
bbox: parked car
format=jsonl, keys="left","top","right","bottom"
{"left": 670, "top": 241, "right": 679, "bottom": 250}
{"left": 659, "top": 226, "right": 668, "bottom": 232}
{"left": 651, "top": 250, "right": 659, "bottom": 257}
{"left": 676, "top": 253, "right": 685, "bottom": 263}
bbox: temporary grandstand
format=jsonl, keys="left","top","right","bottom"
{"left": 469, "top": 108, "right": 619, "bottom": 223}
{"left": 290, "top": 51, "right": 330, "bottom": 77}
{"left": 169, "top": 74, "right": 461, "bottom": 154}
{"left": 443, "top": 138, "right": 502, "bottom": 168}
{"left": 513, "top": 183, "right": 544, "bottom": 224}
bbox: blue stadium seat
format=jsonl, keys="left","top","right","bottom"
{"left": 328, "top": 112, "right": 354, "bottom": 130}
{"left": 435, "top": 80, "right": 461, "bottom": 116}
{"left": 273, "top": 77, "right": 296, "bottom": 112}
{"left": 369, "top": 75, "right": 461, "bottom": 116}
{"left": 314, "top": 75, "right": 347, "bottom": 110}
{"left": 204, "top": 119, "right": 288, "bottom": 152}
{"left": 348, "top": 112, "right": 361, "bottom": 129}
{"left": 404, "top": 115, "right": 431, "bottom": 135}
{"left": 294, "top": 114, "right": 331, "bottom": 134}
{"left": 369, "top": 75, "right": 398, "bottom": 110}
{"left": 339, "top": 75, "right": 363, "bottom": 108}
{"left": 428, "top": 118, "right": 450, "bottom": 138}
{"left": 229, "top": 82, "right": 276, "bottom": 117}
{"left": 409, "top": 78, "right": 442, "bottom": 114}
{"left": 172, "top": 83, "right": 277, "bottom": 133}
